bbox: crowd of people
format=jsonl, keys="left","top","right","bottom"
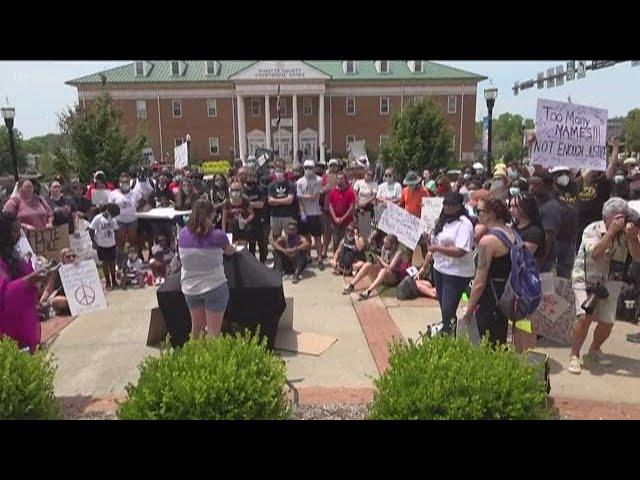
{"left": 3, "top": 136, "right": 640, "bottom": 374}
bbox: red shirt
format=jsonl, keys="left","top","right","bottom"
{"left": 327, "top": 187, "right": 356, "bottom": 226}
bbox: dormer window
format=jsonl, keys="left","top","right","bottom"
{"left": 206, "top": 61, "right": 219, "bottom": 75}
{"left": 408, "top": 60, "right": 424, "bottom": 73}
{"left": 135, "top": 61, "right": 144, "bottom": 76}
{"left": 415, "top": 61, "right": 423, "bottom": 72}
{"left": 376, "top": 60, "right": 389, "bottom": 74}
{"left": 344, "top": 61, "right": 356, "bottom": 74}
{"left": 172, "top": 61, "right": 180, "bottom": 76}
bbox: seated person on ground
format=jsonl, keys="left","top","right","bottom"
{"left": 330, "top": 223, "right": 367, "bottom": 276}
{"left": 413, "top": 252, "right": 438, "bottom": 299}
{"left": 119, "top": 245, "right": 145, "bottom": 288}
{"left": 149, "top": 235, "right": 174, "bottom": 285}
{"left": 343, "top": 233, "right": 410, "bottom": 300}
{"left": 271, "top": 221, "right": 310, "bottom": 284}
{"left": 39, "top": 248, "right": 77, "bottom": 317}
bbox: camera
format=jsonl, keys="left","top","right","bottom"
{"left": 581, "top": 282, "right": 609, "bottom": 315}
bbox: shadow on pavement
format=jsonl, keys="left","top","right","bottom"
{"left": 581, "top": 354, "right": 640, "bottom": 378}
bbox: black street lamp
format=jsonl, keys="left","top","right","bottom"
{"left": 1, "top": 106, "right": 18, "bottom": 182}
{"left": 484, "top": 87, "right": 498, "bottom": 173}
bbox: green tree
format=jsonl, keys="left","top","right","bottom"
{"left": 625, "top": 109, "right": 640, "bottom": 152}
{"left": 380, "top": 99, "right": 454, "bottom": 177}
{"left": 57, "top": 92, "right": 148, "bottom": 183}
{"left": 0, "top": 125, "right": 27, "bottom": 176}
{"left": 473, "top": 113, "right": 534, "bottom": 164}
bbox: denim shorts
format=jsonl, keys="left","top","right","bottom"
{"left": 183, "top": 282, "right": 230, "bottom": 312}
{"left": 117, "top": 219, "right": 138, "bottom": 230}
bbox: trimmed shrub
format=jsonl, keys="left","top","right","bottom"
{"left": 201, "top": 160, "right": 231, "bottom": 176}
{"left": 0, "top": 338, "right": 60, "bottom": 419}
{"left": 118, "top": 332, "right": 292, "bottom": 420}
{"left": 368, "top": 336, "right": 550, "bottom": 420}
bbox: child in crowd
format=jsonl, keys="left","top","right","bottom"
{"left": 149, "top": 235, "right": 174, "bottom": 285}
{"left": 121, "top": 245, "right": 145, "bottom": 289}
{"left": 88, "top": 203, "right": 120, "bottom": 289}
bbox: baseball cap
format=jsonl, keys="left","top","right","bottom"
{"left": 317, "top": 159, "right": 327, "bottom": 166}
{"left": 303, "top": 160, "right": 315, "bottom": 168}
{"left": 550, "top": 166, "right": 570, "bottom": 174}
{"left": 624, "top": 157, "right": 637, "bottom": 166}
{"left": 328, "top": 158, "right": 339, "bottom": 166}
{"left": 473, "top": 162, "right": 484, "bottom": 170}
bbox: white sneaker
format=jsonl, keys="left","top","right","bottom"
{"left": 584, "top": 350, "right": 613, "bottom": 366}
{"left": 567, "top": 355, "right": 582, "bottom": 374}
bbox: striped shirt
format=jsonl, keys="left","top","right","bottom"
{"left": 178, "top": 227, "right": 229, "bottom": 296}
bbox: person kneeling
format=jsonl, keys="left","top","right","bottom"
{"left": 330, "top": 224, "right": 367, "bottom": 276}
{"left": 272, "top": 221, "right": 310, "bottom": 284}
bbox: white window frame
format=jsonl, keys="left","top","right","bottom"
{"left": 414, "top": 60, "right": 423, "bottom": 72}
{"left": 135, "top": 61, "right": 144, "bottom": 76}
{"left": 251, "top": 98, "right": 261, "bottom": 117}
{"left": 379, "top": 97, "right": 390, "bottom": 115}
{"left": 345, "top": 61, "right": 356, "bottom": 74}
{"left": 379, "top": 134, "right": 389, "bottom": 147}
{"left": 447, "top": 95, "right": 457, "bottom": 114}
{"left": 207, "top": 99, "right": 218, "bottom": 117}
{"left": 206, "top": 61, "right": 216, "bottom": 75}
{"left": 136, "top": 100, "right": 147, "bottom": 119}
{"left": 171, "top": 61, "right": 180, "bottom": 76}
{"left": 209, "top": 137, "right": 219, "bottom": 156}
{"left": 380, "top": 60, "right": 389, "bottom": 73}
{"left": 303, "top": 97, "right": 312, "bottom": 116}
{"left": 172, "top": 99, "right": 182, "bottom": 118}
{"left": 175, "top": 138, "right": 183, "bottom": 148}
{"left": 346, "top": 97, "right": 356, "bottom": 116}
{"left": 346, "top": 135, "right": 356, "bottom": 150}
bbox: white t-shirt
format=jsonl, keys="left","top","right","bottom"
{"left": 133, "top": 179, "right": 154, "bottom": 201}
{"left": 126, "top": 257, "right": 144, "bottom": 273}
{"left": 296, "top": 175, "right": 323, "bottom": 216}
{"left": 376, "top": 182, "right": 402, "bottom": 202}
{"left": 108, "top": 189, "right": 142, "bottom": 223}
{"left": 353, "top": 180, "right": 378, "bottom": 204}
{"left": 432, "top": 216, "right": 475, "bottom": 278}
{"left": 89, "top": 213, "right": 119, "bottom": 248}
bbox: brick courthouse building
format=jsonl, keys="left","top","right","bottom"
{"left": 67, "top": 60, "right": 485, "bottom": 165}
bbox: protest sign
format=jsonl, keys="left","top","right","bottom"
{"left": 91, "top": 189, "right": 109, "bottom": 206}
{"left": 59, "top": 259, "right": 107, "bottom": 317}
{"left": 532, "top": 99, "right": 608, "bottom": 171}
{"left": 420, "top": 197, "right": 444, "bottom": 234}
{"left": 15, "top": 230, "right": 38, "bottom": 269}
{"left": 69, "top": 219, "right": 98, "bottom": 262}
{"left": 174, "top": 142, "right": 188, "bottom": 169}
{"left": 377, "top": 202, "right": 423, "bottom": 250}
{"left": 530, "top": 276, "right": 575, "bottom": 345}
{"left": 25, "top": 225, "right": 70, "bottom": 261}
{"left": 135, "top": 207, "right": 192, "bottom": 219}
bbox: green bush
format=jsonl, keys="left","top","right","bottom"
{"left": 118, "top": 332, "right": 292, "bottom": 420}
{"left": 368, "top": 336, "right": 550, "bottom": 420}
{"left": 0, "top": 338, "right": 60, "bottom": 419}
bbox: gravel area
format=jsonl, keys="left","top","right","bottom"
{"left": 293, "top": 404, "right": 369, "bottom": 420}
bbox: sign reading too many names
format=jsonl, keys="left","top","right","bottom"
{"left": 532, "top": 98, "right": 608, "bottom": 171}
{"left": 377, "top": 203, "right": 423, "bottom": 250}
{"left": 59, "top": 260, "right": 107, "bottom": 317}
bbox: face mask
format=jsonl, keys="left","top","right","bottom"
{"left": 128, "top": 254, "right": 138, "bottom": 261}
{"left": 182, "top": 186, "right": 192, "bottom": 194}
{"left": 50, "top": 191, "right": 62, "bottom": 200}
{"left": 346, "top": 234, "right": 355, "bottom": 241}
{"left": 475, "top": 169, "right": 484, "bottom": 176}
{"left": 463, "top": 173, "right": 471, "bottom": 181}
{"left": 508, "top": 169, "right": 519, "bottom": 180}
{"left": 384, "top": 176, "right": 393, "bottom": 185}
{"left": 174, "top": 175, "right": 183, "bottom": 183}
{"left": 215, "top": 181, "right": 224, "bottom": 188}
{"left": 275, "top": 172, "right": 285, "bottom": 182}
{"left": 614, "top": 175, "right": 625, "bottom": 184}
{"left": 509, "top": 187, "right": 520, "bottom": 197}
{"left": 304, "top": 169, "right": 315, "bottom": 179}
{"left": 556, "top": 175, "right": 570, "bottom": 187}
{"left": 230, "top": 191, "right": 242, "bottom": 199}
{"left": 120, "top": 183, "right": 130, "bottom": 192}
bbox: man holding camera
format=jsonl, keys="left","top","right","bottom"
{"left": 568, "top": 197, "right": 640, "bottom": 374}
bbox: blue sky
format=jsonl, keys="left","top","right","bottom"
{"left": 0, "top": 60, "right": 638, "bottom": 139}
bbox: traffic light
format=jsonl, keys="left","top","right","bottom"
{"left": 566, "top": 61, "right": 576, "bottom": 80}
{"left": 546, "top": 68, "right": 555, "bottom": 88}
{"left": 555, "top": 65, "right": 564, "bottom": 86}
{"left": 537, "top": 72, "right": 544, "bottom": 89}
{"left": 577, "top": 61, "right": 586, "bottom": 79}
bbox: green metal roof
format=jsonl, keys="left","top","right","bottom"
{"left": 67, "top": 61, "right": 485, "bottom": 85}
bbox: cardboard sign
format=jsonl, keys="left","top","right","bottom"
{"left": 91, "top": 189, "right": 109, "bottom": 206}
{"left": 69, "top": 219, "right": 97, "bottom": 262}
{"left": 59, "top": 260, "right": 107, "bottom": 317}
{"left": 420, "top": 197, "right": 444, "bottom": 235}
{"left": 532, "top": 99, "right": 608, "bottom": 171}
{"left": 135, "top": 207, "right": 191, "bottom": 219}
{"left": 537, "top": 293, "right": 570, "bottom": 322}
{"left": 25, "top": 224, "right": 70, "bottom": 261}
{"left": 15, "top": 230, "right": 38, "bottom": 269}
{"left": 377, "top": 202, "right": 423, "bottom": 250}
{"left": 174, "top": 142, "right": 188, "bottom": 169}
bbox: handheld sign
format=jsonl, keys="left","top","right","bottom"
{"left": 532, "top": 99, "right": 608, "bottom": 171}
{"left": 174, "top": 142, "right": 189, "bottom": 169}
{"left": 59, "top": 259, "right": 107, "bottom": 317}
{"left": 420, "top": 197, "right": 444, "bottom": 235}
{"left": 377, "top": 203, "right": 423, "bottom": 250}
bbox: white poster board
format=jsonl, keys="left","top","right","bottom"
{"left": 420, "top": 197, "right": 444, "bottom": 235}
{"left": 174, "top": 142, "right": 189, "bottom": 169}
{"left": 91, "top": 189, "right": 109, "bottom": 206}
{"left": 377, "top": 202, "right": 423, "bottom": 250}
{"left": 142, "top": 147, "right": 155, "bottom": 165}
{"left": 69, "top": 219, "right": 98, "bottom": 262}
{"left": 59, "top": 260, "right": 107, "bottom": 317}
{"left": 532, "top": 99, "right": 608, "bottom": 171}
{"left": 135, "top": 208, "right": 192, "bottom": 220}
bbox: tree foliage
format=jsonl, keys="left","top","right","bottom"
{"left": 380, "top": 100, "right": 454, "bottom": 177}
{"left": 0, "top": 125, "right": 27, "bottom": 176}
{"left": 475, "top": 113, "right": 534, "bottom": 164}
{"left": 625, "top": 109, "right": 640, "bottom": 152}
{"left": 57, "top": 92, "right": 148, "bottom": 182}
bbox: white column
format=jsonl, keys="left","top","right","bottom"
{"left": 236, "top": 95, "right": 246, "bottom": 160}
{"left": 318, "top": 93, "right": 325, "bottom": 163}
{"left": 292, "top": 94, "right": 298, "bottom": 164}
{"left": 264, "top": 94, "right": 271, "bottom": 150}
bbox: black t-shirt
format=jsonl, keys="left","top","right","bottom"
{"left": 575, "top": 175, "right": 611, "bottom": 237}
{"left": 610, "top": 178, "right": 630, "bottom": 200}
{"left": 245, "top": 183, "right": 268, "bottom": 222}
{"left": 557, "top": 182, "right": 579, "bottom": 206}
{"left": 514, "top": 223, "right": 545, "bottom": 258}
{"left": 537, "top": 195, "right": 563, "bottom": 236}
{"left": 268, "top": 180, "right": 297, "bottom": 218}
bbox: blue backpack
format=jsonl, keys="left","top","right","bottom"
{"left": 488, "top": 228, "right": 542, "bottom": 321}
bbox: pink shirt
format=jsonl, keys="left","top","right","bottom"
{"left": 3, "top": 195, "right": 53, "bottom": 230}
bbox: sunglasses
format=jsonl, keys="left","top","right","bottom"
{"left": 64, "top": 254, "right": 77, "bottom": 260}
{"left": 475, "top": 207, "right": 485, "bottom": 214}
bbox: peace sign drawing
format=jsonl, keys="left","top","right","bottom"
{"left": 75, "top": 284, "right": 96, "bottom": 306}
